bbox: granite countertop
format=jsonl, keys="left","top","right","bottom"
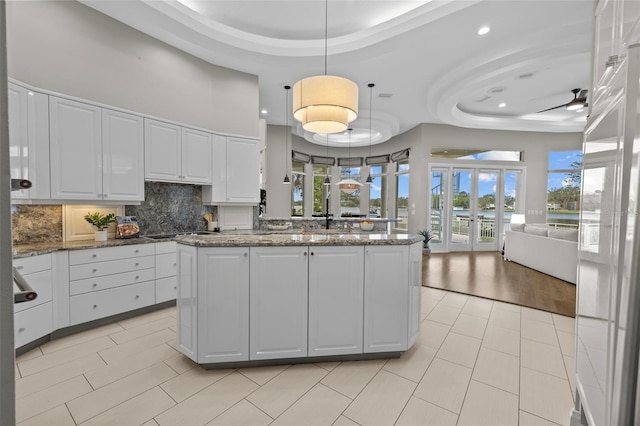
{"left": 175, "top": 232, "right": 423, "bottom": 247}
{"left": 12, "top": 237, "right": 158, "bottom": 258}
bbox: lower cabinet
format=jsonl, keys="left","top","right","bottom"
{"left": 14, "top": 254, "right": 54, "bottom": 349}
{"left": 155, "top": 241, "right": 177, "bottom": 303}
{"left": 250, "top": 246, "right": 308, "bottom": 360}
{"left": 68, "top": 244, "right": 156, "bottom": 325}
{"left": 308, "top": 246, "right": 364, "bottom": 356}
{"left": 176, "top": 242, "right": 420, "bottom": 365}
{"left": 364, "top": 245, "right": 410, "bottom": 353}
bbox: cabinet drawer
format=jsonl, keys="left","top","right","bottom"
{"left": 14, "top": 254, "right": 52, "bottom": 275}
{"left": 15, "top": 302, "right": 53, "bottom": 348}
{"left": 156, "top": 276, "right": 177, "bottom": 303}
{"left": 69, "top": 244, "right": 154, "bottom": 265}
{"left": 156, "top": 253, "right": 177, "bottom": 279}
{"left": 155, "top": 241, "right": 176, "bottom": 255}
{"left": 70, "top": 255, "right": 154, "bottom": 281}
{"left": 14, "top": 269, "right": 53, "bottom": 313}
{"left": 70, "top": 281, "right": 155, "bottom": 325}
{"left": 70, "top": 268, "right": 155, "bottom": 295}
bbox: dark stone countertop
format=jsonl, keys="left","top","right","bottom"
{"left": 12, "top": 237, "right": 158, "bottom": 258}
{"left": 175, "top": 232, "right": 423, "bottom": 247}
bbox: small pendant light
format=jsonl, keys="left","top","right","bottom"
{"left": 283, "top": 85, "right": 291, "bottom": 184}
{"left": 324, "top": 133, "right": 331, "bottom": 185}
{"left": 365, "top": 83, "right": 375, "bottom": 184}
{"left": 337, "top": 128, "right": 361, "bottom": 193}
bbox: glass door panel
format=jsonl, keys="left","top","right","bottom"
{"left": 450, "top": 169, "right": 472, "bottom": 250}
{"left": 475, "top": 170, "right": 499, "bottom": 250}
{"left": 430, "top": 169, "right": 445, "bottom": 245}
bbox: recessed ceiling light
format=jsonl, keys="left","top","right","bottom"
{"left": 260, "top": 109, "right": 267, "bottom": 115}
{"left": 498, "top": 103, "right": 506, "bottom": 108}
{"left": 477, "top": 26, "right": 491, "bottom": 36}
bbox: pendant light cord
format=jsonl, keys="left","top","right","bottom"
{"left": 324, "top": 0, "right": 328, "bottom": 76}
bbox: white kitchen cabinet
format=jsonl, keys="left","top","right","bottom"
{"left": 408, "top": 242, "right": 422, "bottom": 347}
{"left": 49, "top": 96, "right": 103, "bottom": 200}
{"left": 14, "top": 254, "right": 54, "bottom": 348}
{"left": 308, "top": 246, "right": 364, "bottom": 356}
{"left": 197, "top": 247, "right": 250, "bottom": 363}
{"left": 155, "top": 241, "right": 177, "bottom": 304}
{"left": 364, "top": 245, "right": 409, "bottom": 353}
{"left": 250, "top": 246, "right": 308, "bottom": 360}
{"left": 50, "top": 97, "right": 144, "bottom": 201}
{"left": 8, "top": 82, "right": 50, "bottom": 201}
{"left": 204, "top": 135, "right": 260, "bottom": 204}
{"left": 102, "top": 108, "right": 145, "bottom": 201}
{"left": 177, "top": 244, "right": 198, "bottom": 360}
{"left": 69, "top": 245, "right": 155, "bottom": 325}
{"left": 144, "top": 118, "right": 212, "bottom": 184}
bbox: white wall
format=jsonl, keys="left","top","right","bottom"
{"left": 6, "top": 1, "right": 259, "bottom": 137}
{"left": 265, "top": 123, "right": 583, "bottom": 232}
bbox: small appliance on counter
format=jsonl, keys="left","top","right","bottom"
{"left": 115, "top": 216, "right": 140, "bottom": 238}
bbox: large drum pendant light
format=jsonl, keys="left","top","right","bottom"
{"left": 293, "top": 0, "right": 358, "bottom": 134}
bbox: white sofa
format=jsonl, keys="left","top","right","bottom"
{"left": 504, "top": 224, "right": 578, "bottom": 284}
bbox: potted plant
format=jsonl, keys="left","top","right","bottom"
{"left": 418, "top": 229, "right": 434, "bottom": 254}
{"left": 84, "top": 212, "right": 117, "bottom": 241}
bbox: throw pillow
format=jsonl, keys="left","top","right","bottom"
{"left": 548, "top": 228, "right": 579, "bottom": 242}
{"left": 524, "top": 225, "right": 548, "bottom": 237}
{"left": 510, "top": 223, "right": 525, "bottom": 232}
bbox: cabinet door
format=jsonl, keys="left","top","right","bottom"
{"left": 8, "top": 83, "right": 29, "bottom": 199}
{"left": 144, "top": 119, "right": 181, "bottom": 182}
{"left": 408, "top": 243, "right": 422, "bottom": 347}
{"left": 198, "top": 247, "right": 249, "bottom": 363}
{"left": 102, "top": 109, "right": 144, "bottom": 201}
{"left": 50, "top": 97, "right": 102, "bottom": 200}
{"left": 181, "top": 128, "right": 212, "bottom": 184}
{"left": 203, "top": 134, "right": 227, "bottom": 203}
{"left": 226, "top": 137, "right": 260, "bottom": 203}
{"left": 308, "top": 246, "right": 364, "bottom": 356}
{"left": 250, "top": 246, "right": 308, "bottom": 360}
{"left": 177, "top": 245, "right": 198, "bottom": 361}
{"left": 364, "top": 245, "right": 409, "bottom": 353}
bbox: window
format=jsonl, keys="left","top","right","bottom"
{"left": 339, "top": 167, "right": 361, "bottom": 216}
{"left": 313, "top": 165, "right": 331, "bottom": 216}
{"left": 369, "top": 165, "right": 387, "bottom": 218}
{"left": 547, "top": 150, "right": 582, "bottom": 227}
{"left": 395, "top": 160, "right": 409, "bottom": 230}
{"left": 291, "top": 161, "right": 305, "bottom": 216}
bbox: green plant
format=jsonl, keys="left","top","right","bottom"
{"left": 418, "top": 229, "right": 434, "bottom": 248}
{"left": 84, "top": 212, "right": 116, "bottom": 230}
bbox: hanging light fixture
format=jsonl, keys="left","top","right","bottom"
{"left": 283, "top": 85, "right": 291, "bottom": 184}
{"left": 337, "top": 128, "right": 362, "bottom": 194}
{"left": 292, "top": 0, "right": 358, "bottom": 134}
{"left": 324, "top": 133, "right": 331, "bottom": 185}
{"left": 365, "top": 83, "right": 375, "bottom": 184}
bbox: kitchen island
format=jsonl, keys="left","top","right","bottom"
{"left": 175, "top": 232, "right": 423, "bottom": 367}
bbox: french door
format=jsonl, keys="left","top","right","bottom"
{"left": 430, "top": 165, "right": 524, "bottom": 252}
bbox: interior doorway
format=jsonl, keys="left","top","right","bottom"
{"left": 429, "top": 165, "right": 524, "bottom": 252}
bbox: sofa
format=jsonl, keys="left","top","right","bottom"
{"left": 504, "top": 224, "right": 578, "bottom": 284}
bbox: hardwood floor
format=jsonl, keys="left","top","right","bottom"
{"left": 422, "top": 251, "right": 576, "bottom": 317}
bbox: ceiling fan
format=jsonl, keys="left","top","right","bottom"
{"left": 537, "top": 88, "right": 588, "bottom": 113}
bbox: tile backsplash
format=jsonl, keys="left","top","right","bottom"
{"left": 12, "top": 182, "right": 222, "bottom": 244}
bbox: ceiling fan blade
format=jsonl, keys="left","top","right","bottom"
{"left": 537, "top": 104, "right": 566, "bottom": 113}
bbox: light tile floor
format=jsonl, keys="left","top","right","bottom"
{"left": 15, "top": 287, "right": 576, "bottom": 426}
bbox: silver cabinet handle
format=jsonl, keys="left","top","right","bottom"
{"left": 92, "top": 268, "right": 97, "bottom": 273}
{"left": 92, "top": 283, "right": 97, "bottom": 287}
{"left": 243, "top": 253, "right": 248, "bottom": 257}
{"left": 93, "top": 304, "right": 97, "bottom": 308}
{"left": 310, "top": 252, "right": 314, "bottom": 256}
{"left": 135, "top": 276, "right": 139, "bottom": 280}
{"left": 92, "top": 254, "right": 97, "bottom": 258}
{"left": 135, "top": 262, "right": 139, "bottom": 266}
{"left": 135, "top": 295, "right": 140, "bottom": 299}
{"left": 134, "top": 249, "right": 139, "bottom": 254}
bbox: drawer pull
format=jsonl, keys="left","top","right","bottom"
{"left": 92, "top": 268, "right": 97, "bottom": 273}
{"left": 135, "top": 276, "right": 140, "bottom": 280}
{"left": 135, "top": 262, "right": 139, "bottom": 266}
{"left": 135, "top": 295, "right": 140, "bottom": 299}
{"left": 18, "top": 327, "right": 25, "bottom": 332}
{"left": 92, "top": 254, "right": 97, "bottom": 258}
{"left": 93, "top": 304, "right": 97, "bottom": 309}
{"left": 173, "top": 263, "right": 177, "bottom": 266}
{"left": 173, "top": 286, "right": 177, "bottom": 290}
{"left": 135, "top": 249, "right": 139, "bottom": 254}
{"left": 92, "top": 283, "right": 97, "bottom": 287}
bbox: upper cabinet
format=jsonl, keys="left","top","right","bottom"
{"left": 204, "top": 135, "right": 260, "bottom": 204}
{"left": 49, "top": 97, "right": 144, "bottom": 202}
{"left": 144, "top": 118, "right": 212, "bottom": 184}
{"left": 8, "top": 83, "right": 50, "bottom": 200}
